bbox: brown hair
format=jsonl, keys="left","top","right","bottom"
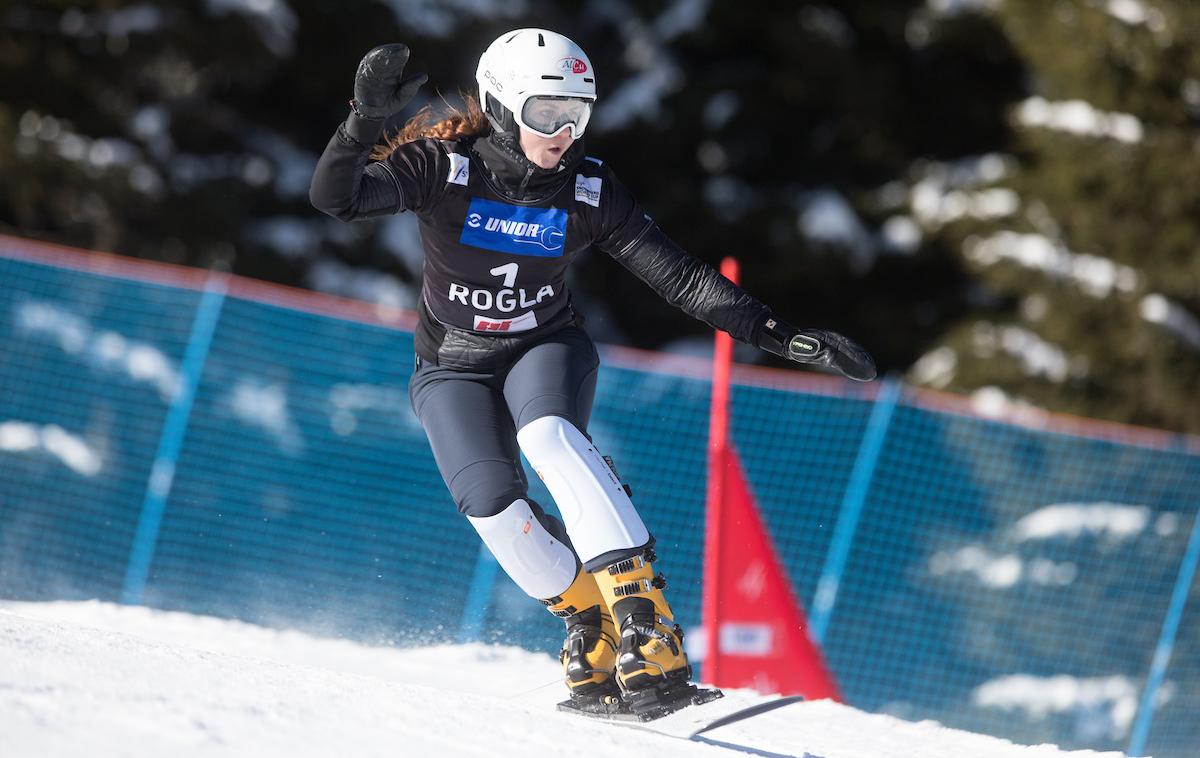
{"left": 371, "top": 93, "right": 491, "bottom": 160}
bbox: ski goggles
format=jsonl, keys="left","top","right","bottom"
{"left": 518, "top": 95, "right": 594, "bottom": 139}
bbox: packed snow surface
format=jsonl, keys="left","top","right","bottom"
{"left": 0, "top": 601, "right": 1129, "bottom": 758}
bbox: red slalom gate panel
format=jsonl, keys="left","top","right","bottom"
{"left": 702, "top": 255, "right": 840, "bottom": 700}
{"left": 708, "top": 444, "right": 841, "bottom": 699}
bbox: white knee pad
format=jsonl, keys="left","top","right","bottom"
{"left": 516, "top": 415, "right": 649, "bottom": 566}
{"left": 467, "top": 499, "right": 578, "bottom": 600}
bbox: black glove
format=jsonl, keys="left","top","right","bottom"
{"left": 755, "top": 314, "right": 877, "bottom": 382}
{"left": 351, "top": 43, "right": 428, "bottom": 120}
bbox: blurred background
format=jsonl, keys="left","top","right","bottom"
{"left": 2, "top": 1, "right": 1199, "bottom": 757}
{"left": 3, "top": 0, "right": 1198, "bottom": 431}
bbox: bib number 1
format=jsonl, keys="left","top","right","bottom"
{"left": 490, "top": 263, "right": 519, "bottom": 287}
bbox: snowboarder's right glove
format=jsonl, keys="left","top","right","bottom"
{"left": 755, "top": 313, "right": 877, "bottom": 382}
{"left": 351, "top": 43, "right": 428, "bottom": 120}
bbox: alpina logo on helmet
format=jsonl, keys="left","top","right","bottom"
{"left": 559, "top": 57, "right": 588, "bottom": 74}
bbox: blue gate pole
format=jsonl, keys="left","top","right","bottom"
{"left": 810, "top": 377, "right": 901, "bottom": 645}
{"left": 458, "top": 545, "right": 499, "bottom": 643}
{"left": 120, "top": 275, "right": 227, "bottom": 605}
{"left": 1127, "top": 505, "right": 1200, "bottom": 757}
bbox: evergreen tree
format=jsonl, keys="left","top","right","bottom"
{"left": 901, "top": 0, "right": 1200, "bottom": 433}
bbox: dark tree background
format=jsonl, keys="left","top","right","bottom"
{"left": 2, "top": 0, "right": 1197, "bottom": 432}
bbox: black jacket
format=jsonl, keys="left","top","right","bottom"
{"left": 310, "top": 111, "right": 769, "bottom": 368}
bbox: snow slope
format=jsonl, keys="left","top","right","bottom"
{"left": 0, "top": 601, "right": 1129, "bottom": 758}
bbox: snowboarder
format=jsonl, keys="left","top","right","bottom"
{"left": 310, "top": 28, "right": 876, "bottom": 718}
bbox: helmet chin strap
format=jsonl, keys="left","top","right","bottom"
{"left": 485, "top": 127, "right": 523, "bottom": 160}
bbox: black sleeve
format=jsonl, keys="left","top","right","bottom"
{"left": 309, "top": 111, "right": 438, "bottom": 221}
{"left": 591, "top": 168, "right": 654, "bottom": 255}
{"left": 607, "top": 223, "right": 771, "bottom": 346}
{"left": 594, "top": 167, "right": 769, "bottom": 345}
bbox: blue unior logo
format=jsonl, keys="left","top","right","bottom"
{"left": 460, "top": 198, "right": 567, "bottom": 257}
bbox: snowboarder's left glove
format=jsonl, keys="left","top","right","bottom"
{"left": 351, "top": 43, "right": 427, "bottom": 120}
{"left": 755, "top": 314, "right": 877, "bottom": 382}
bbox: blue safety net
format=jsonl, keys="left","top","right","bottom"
{"left": 1, "top": 240, "right": 1197, "bottom": 757}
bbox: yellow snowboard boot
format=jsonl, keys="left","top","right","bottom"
{"left": 541, "top": 566, "right": 620, "bottom": 708}
{"left": 594, "top": 547, "right": 702, "bottom": 717}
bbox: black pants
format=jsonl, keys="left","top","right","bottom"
{"left": 408, "top": 325, "right": 600, "bottom": 542}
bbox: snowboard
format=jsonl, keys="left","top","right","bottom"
{"left": 558, "top": 690, "right": 806, "bottom": 740}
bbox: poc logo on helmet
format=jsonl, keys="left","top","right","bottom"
{"left": 483, "top": 70, "right": 504, "bottom": 92}
{"left": 559, "top": 57, "right": 587, "bottom": 74}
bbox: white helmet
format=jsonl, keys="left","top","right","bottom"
{"left": 476, "top": 28, "right": 596, "bottom": 139}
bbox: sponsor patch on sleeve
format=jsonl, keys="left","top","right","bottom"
{"left": 447, "top": 153, "right": 470, "bottom": 186}
{"left": 574, "top": 174, "right": 602, "bottom": 208}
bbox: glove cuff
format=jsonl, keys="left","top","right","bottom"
{"left": 754, "top": 313, "right": 798, "bottom": 359}
{"left": 343, "top": 105, "right": 387, "bottom": 147}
